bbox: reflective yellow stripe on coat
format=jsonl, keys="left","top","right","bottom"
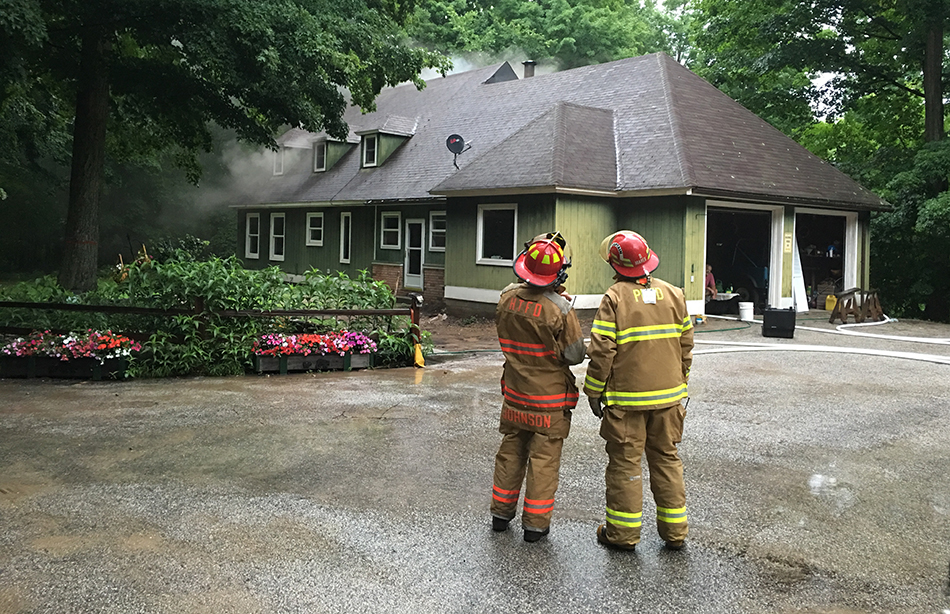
{"left": 604, "top": 383, "right": 688, "bottom": 407}
{"left": 615, "top": 317, "right": 693, "bottom": 344}
{"left": 591, "top": 319, "right": 616, "bottom": 340}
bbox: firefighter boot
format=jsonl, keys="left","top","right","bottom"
{"left": 524, "top": 527, "right": 550, "bottom": 543}
{"left": 596, "top": 524, "right": 636, "bottom": 551}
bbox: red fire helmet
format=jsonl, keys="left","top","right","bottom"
{"left": 599, "top": 230, "right": 659, "bottom": 278}
{"left": 513, "top": 233, "right": 570, "bottom": 287}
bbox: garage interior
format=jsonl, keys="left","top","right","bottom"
{"left": 706, "top": 208, "right": 772, "bottom": 314}
{"left": 796, "top": 213, "right": 846, "bottom": 309}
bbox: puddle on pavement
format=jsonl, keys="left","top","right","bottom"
{"left": 808, "top": 473, "right": 855, "bottom": 514}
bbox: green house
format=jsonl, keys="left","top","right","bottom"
{"left": 235, "top": 53, "right": 887, "bottom": 316}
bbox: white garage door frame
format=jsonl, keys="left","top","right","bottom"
{"left": 793, "top": 207, "right": 860, "bottom": 291}
{"left": 706, "top": 200, "right": 786, "bottom": 309}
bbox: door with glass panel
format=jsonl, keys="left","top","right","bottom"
{"left": 404, "top": 219, "right": 425, "bottom": 289}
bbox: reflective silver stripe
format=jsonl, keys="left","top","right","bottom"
{"left": 604, "top": 384, "right": 687, "bottom": 406}
{"left": 591, "top": 320, "right": 616, "bottom": 339}
{"left": 524, "top": 500, "right": 554, "bottom": 512}
{"left": 616, "top": 325, "right": 682, "bottom": 343}
{"left": 606, "top": 507, "right": 642, "bottom": 528}
{"left": 657, "top": 507, "right": 687, "bottom": 523}
{"left": 585, "top": 375, "right": 606, "bottom": 393}
{"left": 542, "top": 289, "right": 572, "bottom": 315}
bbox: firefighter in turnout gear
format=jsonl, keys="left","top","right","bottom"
{"left": 491, "top": 232, "right": 586, "bottom": 542}
{"left": 585, "top": 230, "right": 694, "bottom": 551}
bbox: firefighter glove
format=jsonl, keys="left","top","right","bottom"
{"left": 588, "top": 396, "right": 603, "bottom": 419}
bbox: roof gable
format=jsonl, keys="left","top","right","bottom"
{"left": 433, "top": 101, "right": 617, "bottom": 193}
{"left": 656, "top": 54, "right": 886, "bottom": 208}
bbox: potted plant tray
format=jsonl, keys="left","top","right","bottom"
{"left": 0, "top": 356, "right": 129, "bottom": 380}
{"left": 252, "top": 353, "right": 373, "bottom": 374}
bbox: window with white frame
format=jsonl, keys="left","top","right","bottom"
{"left": 269, "top": 213, "right": 285, "bottom": 261}
{"left": 340, "top": 212, "right": 352, "bottom": 264}
{"left": 380, "top": 212, "right": 401, "bottom": 249}
{"left": 362, "top": 134, "right": 378, "bottom": 167}
{"left": 273, "top": 147, "right": 284, "bottom": 175}
{"left": 429, "top": 211, "right": 446, "bottom": 252}
{"left": 245, "top": 213, "right": 260, "bottom": 259}
{"left": 477, "top": 204, "right": 517, "bottom": 265}
{"left": 313, "top": 142, "right": 327, "bottom": 172}
{"left": 306, "top": 212, "right": 324, "bottom": 246}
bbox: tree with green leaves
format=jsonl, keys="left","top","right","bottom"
{"left": 1, "top": 0, "right": 448, "bottom": 292}
{"left": 408, "top": 0, "right": 678, "bottom": 69}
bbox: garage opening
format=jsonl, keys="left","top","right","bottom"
{"left": 706, "top": 208, "right": 771, "bottom": 313}
{"left": 796, "top": 213, "right": 846, "bottom": 310}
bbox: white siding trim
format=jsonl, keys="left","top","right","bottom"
{"left": 444, "top": 288, "right": 606, "bottom": 309}
{"left": 572, "top": 294, "right": 604, "bottom": 310}
{"left": 444, "top": 286, "right": 502, "bottom": 304}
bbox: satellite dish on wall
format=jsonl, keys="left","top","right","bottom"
{"left": 446, "top": 134, "right": 465, "bottom": 154}
{"left": 446, "top": 134, "right": 471, "bottom": 169}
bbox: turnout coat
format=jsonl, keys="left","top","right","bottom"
{"left": 496, "top": 282, "right": 586, "bottom": 430}
{"left": 584, "top": 277, "right": 694, "bottom": 410}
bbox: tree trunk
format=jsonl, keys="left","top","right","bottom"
{"left": 923, "top": 15, "right": 943, "bottom": 144}
{"left": 58, "top": 26, "right": 111, "bottom": 293}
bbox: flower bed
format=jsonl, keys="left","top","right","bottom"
{"left": 0, "top": 330, "right": 142, "bottom": 380}
{"left": 251, "top": 332, "right": 377, "bottom": 373}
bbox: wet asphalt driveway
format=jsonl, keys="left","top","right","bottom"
{"left": 2, "top": 320, "right": 950, "bottom": 613}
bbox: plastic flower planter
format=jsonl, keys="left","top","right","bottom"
{"left": 0, "top": 330, "right": 140, "bottom": 380}
{"left": 252, "top": 353, "right": 373, "bottom": 374}
{"left": 250, "top": 331, "right": 376, "bottom": 374}
{"left": 0, "top": 356, "right": 129, "bottom": 380}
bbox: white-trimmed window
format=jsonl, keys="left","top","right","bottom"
{"left": 269, "top": 213, "right": 285, "bottom": 261}
{"left": 476, "top": 204, "right": 517, "bottom": 265}
{"left": 429, "top": 211, "right": 446, "bottom": 252}
{"left": 313, "top": 142, "right": 327, "bottom": 172}
{"left": 380, "top": 212, "right": 401, "bottom": 250}
{"left": 273, "top": 147, "right": 284, "bottom": 175}
{"left": 362, "top": 134, "right": 378, "bottom": 167}
{"left": 340, "top": 212, "right": 352, "bottom": 264}
{"left": 306, "top": 212, "right": 324, "bottom": 246}
{"left": 245, "top": 213, "right": 260, "bottom": 259}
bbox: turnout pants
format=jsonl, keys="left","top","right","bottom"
{"left": 600, "top": 403, "right": 688, "bottom": 547}
{"left": 491, "top": 403, "right": 571, "bottom": 533}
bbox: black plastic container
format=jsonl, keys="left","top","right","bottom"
{"left": 762, "top": 307, "right": 796, "bottom": 338}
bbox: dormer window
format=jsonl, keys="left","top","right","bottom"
{"left": 362, "top": 134, "right": 378, "bottom": 168}
{"left": 313, "top": 141, "right": 327, "bottom": 172}
{"left": 273, "top": 147, "right": 284, "bottom": 175}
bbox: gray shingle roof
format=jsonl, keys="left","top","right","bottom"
{"left": 249, "top": 53, "right": 887, "bottom": 210}
{"left": 434, "top": 102, "right": 617, "bottom": 192}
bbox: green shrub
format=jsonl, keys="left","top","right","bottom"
{"left": 0, "top": 261, "right": 426, "bottom": 376}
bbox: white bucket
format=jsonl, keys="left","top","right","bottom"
{"left": 738, "top": 302, "right": 754, "bottom": 321}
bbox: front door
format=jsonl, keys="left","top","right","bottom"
{"left": 404, "top": 219, "right": 425, "bottom": 289}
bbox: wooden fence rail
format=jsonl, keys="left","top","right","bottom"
{"left": 0, "top": 295, "right": 422, "bottom": 337}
